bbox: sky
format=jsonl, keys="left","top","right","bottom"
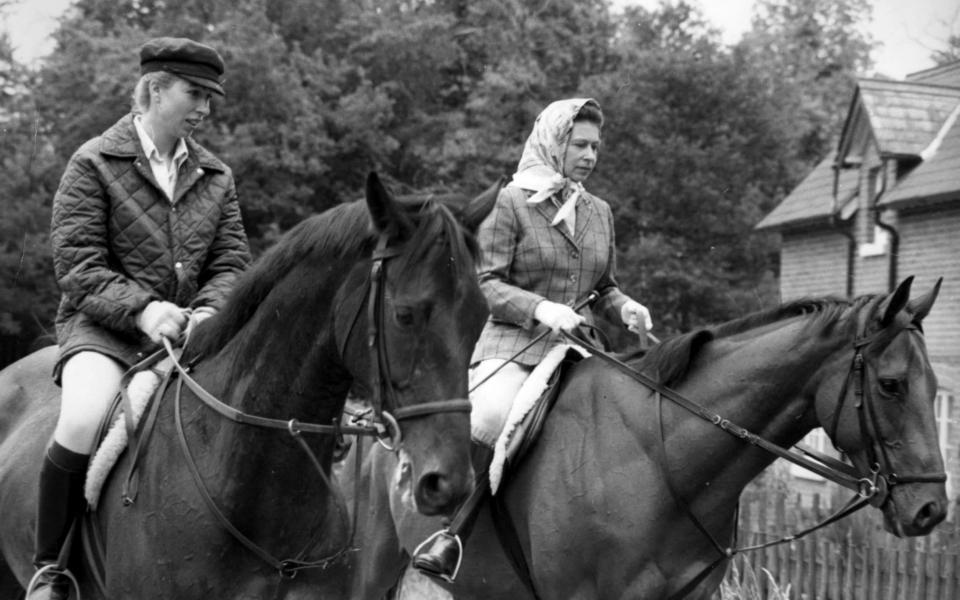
{"left": 2, "top": 0, "right": 958, "bottom": 79}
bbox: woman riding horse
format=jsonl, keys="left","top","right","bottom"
{"left": 30, "top": 37, "right": 250, "bottom": 600}
{"left": 413, "top": 97, "right": 653, "bottom": 581}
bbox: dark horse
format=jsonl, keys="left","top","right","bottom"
{"left": 0, "top": 173, "right": 491, "bottom": 599}
{"left": 346, "top": 277, "right": 947, "bottom": 600}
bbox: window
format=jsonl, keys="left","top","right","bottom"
{"left": 858, "top": 225, "right": 890, "bottom": 257}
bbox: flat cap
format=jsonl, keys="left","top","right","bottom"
{"left": 140, "top": 37, "right": 225, "bottom": 96}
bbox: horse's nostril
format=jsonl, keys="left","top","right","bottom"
{"left": 419, "top": 472, "right": 447, "bottom": 500}
{"left": 915, "top": 500, "right": 946, "bottom": 530}
{"left": 416, "top": 471, "right": 466, "bottom": 516}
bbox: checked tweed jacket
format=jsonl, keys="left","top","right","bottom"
{"left": 471, "top": 185, "right": 629, "bottom": 366}
{"left": 51, "top": 114, "right": 251, "bottom": 370}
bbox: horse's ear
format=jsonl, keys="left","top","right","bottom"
{"left": 880, "top": 276, "right": 914, "bottom": 326}
{"left": 459, "top": 175, "right": 507, "bottom": 233}
{"left": 365, "top": 171, "right": 413, "bottom": 237}
{"left": 907, "top": 277, "right": 942, "bottom": 323}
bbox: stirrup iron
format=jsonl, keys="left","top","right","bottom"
{"left": 25, "top": 563, "right": 81, "bottom": 600}
{"left": 412, "top": 529, "right": 464, "bottom": 583}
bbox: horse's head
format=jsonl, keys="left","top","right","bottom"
{"left": 342, "top": 173, "right": 489, "bottom": 516}
{"left": 817, "top": 276, "right": 947, "bottom": 536}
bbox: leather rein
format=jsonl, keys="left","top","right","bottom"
{"left": 552, "top": 310, "right": 946, "bottom": 599}
{"left": 142, "top": 231, "right": 470, "bottom": 581}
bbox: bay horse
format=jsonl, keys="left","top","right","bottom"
{"left": 0, "top": 172, "right": 491, "bottom": 599}
{"left": 346, "top": 276, "right": 947, "bottom": 599}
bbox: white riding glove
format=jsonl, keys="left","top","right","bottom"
{"left": 137, "top": 300, "right": 189, "bottom": 344}
{"left": 534, "top": 300, "right": 585, "bottom": 333}
{"left": 621, "top": 299, "right": 653, "bottom": 335}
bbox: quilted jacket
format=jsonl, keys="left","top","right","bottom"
{"left": 51, "top": 114, "right": 251, "bottom": 364}
{"left": 470, "top": 185, "right": 628, "bottom": 366}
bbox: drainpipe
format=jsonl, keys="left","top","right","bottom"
{"left": 830, "top": 162, "right": 856, "bottom": 298}
{"left": 873, "top": 158, "right": 899, "bottom": 292}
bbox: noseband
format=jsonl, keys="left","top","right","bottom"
{"left": 826, "top": 319, "right": 947, "bottom": 507}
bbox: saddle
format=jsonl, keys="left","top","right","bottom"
{"left": 84, "top": 351, "right": 175, "bottom": 509}
{"left": 489, "top": 344, "right": 588, "bottom": 493}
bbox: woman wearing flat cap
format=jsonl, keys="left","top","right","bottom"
{"left": 26, "top": 37, "right": 251, "bottom": 600}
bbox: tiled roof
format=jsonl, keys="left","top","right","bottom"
{"left": 907, "top": 61, "right": 960, "bottom": 87}
{"left": 755, "top": 156, "right": 858, "bottom": 230}
{"left": 880, "top": 108, "right": 960, "bottom": 208}
{"left": 759, "top": 65, "right": 960, "bottom": 229}
{"left": 858, "top": 79, "right": 960, "bottom": 157}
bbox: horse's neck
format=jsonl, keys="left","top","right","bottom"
{"left": 664, "top": 318, "right": 854, "bottom": 502}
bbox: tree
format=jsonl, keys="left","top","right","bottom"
{"left": 0, "top": 31, "right": 61, "bottom": 363}
{"left": 735, "top": 0, "right": 875, "bottom": 163}
{"left": 581, "top": 2, "right": 785, "bottom": 333}
{"left": 932, "top": 33, "right": 960, "bottom": 65}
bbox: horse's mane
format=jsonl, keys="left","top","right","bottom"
{"left": 636, "top": 294, "right": 879, "bottom": 387}
{"left": 186, "top": 197, "right": 477, "bottom": 359}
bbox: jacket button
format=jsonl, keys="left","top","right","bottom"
{"left": 175, "top": 262, "right": 183, "bottom": 270}
{"left": 196, "top": 168, "right": 204, "bottom": 175}
{"left": 569, "top": 274, "right": 577, "bottom": 282}
{"left": 571, "top": 251, "right": 579, "bottom": 259}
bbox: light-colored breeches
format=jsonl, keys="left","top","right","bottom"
{"left": 55, "top": 351, "right": 125, "bottom": 455}
{"left": 469, "top": 359, "right": 532, "bottom": 448}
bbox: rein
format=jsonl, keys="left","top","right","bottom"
{"left": 555, "top": 311, "right": 946, "bottom": 599}
{"left": 129, "top": 230, "right": 471, "bottom": 582}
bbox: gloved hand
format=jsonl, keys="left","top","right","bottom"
{"left": 534, "top": 300, "right": 585, "bottom": 333}
{"left": 136, "top": 300, "right": 189, "bottom": 344}
{"left": 184, "top": 306, "right": 216, "bottom": 341}
{"left": 621, "top": 299, "right": 653, "bottom": 335}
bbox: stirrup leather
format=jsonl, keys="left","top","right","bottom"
{"left": 25, "top": 563, "right": 80, "bottom": 600}
{"left": 412, "top": 529, "right": 464, "bottom": 583}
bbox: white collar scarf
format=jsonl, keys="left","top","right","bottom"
{"left": 507, "top": 98, "right": 598, "bottom": 232}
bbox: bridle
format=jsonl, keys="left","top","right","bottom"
{"left": 549, "top": 304, "right": 945, "bottom": 600}
{"left": 131, "top": 230, "right": 471, "bottom": 584}
{"left": 352, "top": 233, "right": 473, "bottom": 448}
{"left": 824, "top": 315, "right": 947, "bottom": 508}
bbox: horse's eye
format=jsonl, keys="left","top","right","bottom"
{"left": 395, "top": 307, "right": 415, "bottom": 327}
{"left": 878, "top": 378, "right": 901, "bottom": 395}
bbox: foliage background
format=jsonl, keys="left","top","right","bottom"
{"left": 1, "top": 0, "right": 954, "bottom": 367}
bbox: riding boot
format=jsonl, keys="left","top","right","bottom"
{"left": 412, "top": 442, "right": 494, "bottom": 582}
{"left": 26, "top": 442, "right": 88, "bottom": 600}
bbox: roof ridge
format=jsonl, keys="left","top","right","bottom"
{"left": 921, "top": 102, "right": 960, "bottom": 160}
{"left": 858, "top": 77, "right": 960, "bottom": 94}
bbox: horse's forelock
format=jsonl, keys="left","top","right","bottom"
{"left": 393, "top": 200, "right": 477, "bottom": 292}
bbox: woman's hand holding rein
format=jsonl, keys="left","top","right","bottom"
{"left": 534, "top": 300, "right": 586, "bottom": 333}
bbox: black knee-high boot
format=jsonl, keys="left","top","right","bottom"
{"left": 27, "top": 442, "right": 88, "bottom": 600}
{"left": 412, "top": 442, "right": 494, "bottom": 582}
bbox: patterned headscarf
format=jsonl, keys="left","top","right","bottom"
{"left": 508, "top": 98, "right": 601, "bottom": 229}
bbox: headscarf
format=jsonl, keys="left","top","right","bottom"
{"left": 508, "top": 98, "right": 601, "bottom": 230}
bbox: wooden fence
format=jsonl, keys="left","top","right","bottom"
{"left": 716, "top": 490, "right": 960, "bottom": 599}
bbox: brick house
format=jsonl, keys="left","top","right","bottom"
{"left": 755, "top": 61, "right": 960, "bottom": 506}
